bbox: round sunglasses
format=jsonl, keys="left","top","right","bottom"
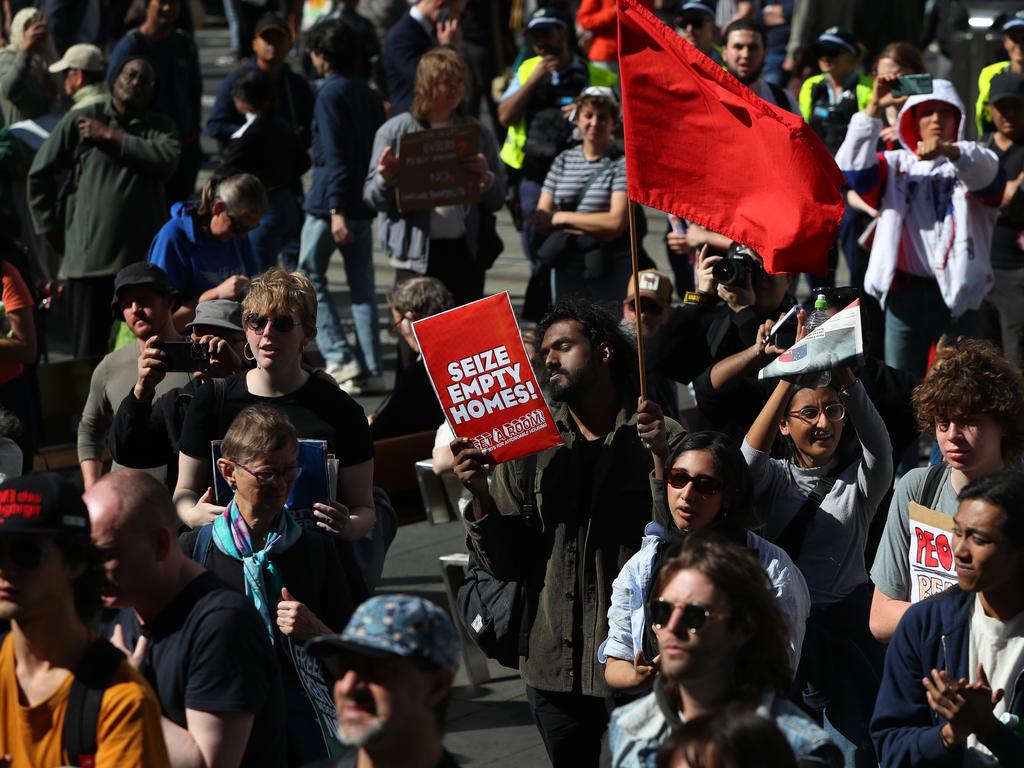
{"left": 665, "top": 468, "right": 724, "bottom": 496}
{"left": 0, "top": 535, "right": 45, "bottom": 570}
{"left": 647, "top": 598, "right": 723, "bottom": 632}
{"left": 244, "top": 314, "right": 298, "bottom": 334}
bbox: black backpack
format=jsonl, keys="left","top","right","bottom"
{"left": 457, "top": 455, "right": 538, "bottom": 669}
{"left": 62, "top": 638, "right": 126, "bottom": 767}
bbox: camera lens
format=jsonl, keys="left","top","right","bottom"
{"left": 713, "top": 258, "right": 744, "bottom": 286}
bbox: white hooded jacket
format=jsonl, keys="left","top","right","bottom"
{"left": 835, "top": 79, "right": 1005, "bottom": 316}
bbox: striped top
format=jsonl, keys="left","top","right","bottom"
{"left": 542, "top": 145, "right": 627, "bottom": 213}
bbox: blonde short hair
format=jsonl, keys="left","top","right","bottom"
{"left": 242, "top": 267, "right": 317, "bottom": 336}
{"left": 221, "top": 405, "right": 297, "bottom": 465}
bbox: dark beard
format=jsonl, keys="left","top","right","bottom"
{"left": 732, "top": 61, "right": 764, "bottom": 86}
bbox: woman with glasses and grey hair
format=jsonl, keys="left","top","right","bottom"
{"left": 148, "top": 171, "right": 269, "bottom": 331}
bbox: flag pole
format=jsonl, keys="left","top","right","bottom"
{"left": 628, "top": 199, "right": 647, "bottom": 402}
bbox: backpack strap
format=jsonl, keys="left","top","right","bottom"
{"left": 516, "top": 453, "right": 539, "bottom": 656}
{"left": 191, "top": 523, "right": 215, "bottom": 566}
{"left": 776, "top": 473, "right": 841, "bottom": 564}
{"left": 921, "top": 462, "right": 947, "bottom": 510}
{"left": 767, "top": 80, "right": 790, "bottom": 110}
{"left": 62, "top": 638, "right": 125, "bottom": 767}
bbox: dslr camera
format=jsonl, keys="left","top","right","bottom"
{"left": 713, "top": 243, "right": 764, "bottom": 288}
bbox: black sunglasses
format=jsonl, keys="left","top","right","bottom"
{"left": 648, "top": 598, "right": 720, "bottom": 632}
{"left": 665, "top": 468, "right": 724, "bottom": 495}
{"left": 244, "top": 314, "right": 297, "bottom": 334}
{"left": 226, "top": 213, "right": 257, "bottom": 236}
{"left": 0, "top": 536, "right": 44, "bottom": 570}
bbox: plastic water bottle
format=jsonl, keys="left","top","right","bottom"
{"left": 803, "top": 294, "right": 831, "bottom": 387}
{"left": 804, "top": 293, "right": 829, "bottom": 333}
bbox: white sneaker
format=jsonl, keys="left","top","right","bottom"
{"left": 327, "top": 360, "right": 363, "bottom": 387}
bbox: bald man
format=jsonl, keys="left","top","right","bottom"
{"left": 86, "top": 470, "right": 286, "bottom": 768}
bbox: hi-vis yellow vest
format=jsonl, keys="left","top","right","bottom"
{"left": 499, "top": 57, "right": 619, "bottom": 170}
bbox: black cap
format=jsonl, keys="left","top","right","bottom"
{"left": 678, "top": 1, "right": 716, "bottom": 20}
{"left": 526, "top": 7, "right": 570, "bottom": 31}
{"left": 254, "top": 12, "right": 290, "bottom": 40}
{"left": 812, "top": 27, "right": 859, "bottom": 57}
{"left": 0, "top": 473, "right": 90, "bottom": 537}
{"left": 110, "top": 262, "right": 179, "bottom": 320}
{"left": 990, "top": 71, "right": 1024, "bottom": 105}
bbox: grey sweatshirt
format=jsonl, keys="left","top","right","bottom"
{"left": 742, "top": 380, "right": 893, "bottom": 607}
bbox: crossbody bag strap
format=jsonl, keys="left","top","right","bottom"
{"left": 570, "top": 155, "right": 616, "bottom": 211}
{"left": 517, "top": 453, "right": 539, "bottom": 656}
{"left": 776, "top": 474, "right": 840, "bottom": 564}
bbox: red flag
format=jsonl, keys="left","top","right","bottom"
{"left": 616, "top": 0, "right": 844, "bottom": 274}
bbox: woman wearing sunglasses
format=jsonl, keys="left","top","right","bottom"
{"left": 182, "top": 405, "right": 356, "bottom": 764}
{"left": 172, "top": 268, "right": 376, "bottom": 559}
{"left": 148, "top": 171, "right": 269, "bottom": 331}
{"left": 742, "top": 324, "right": 892, "bottom": 765}
{"left": 599, "top": 430, "right": 810, "bottom": 692}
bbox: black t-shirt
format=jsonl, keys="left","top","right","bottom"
{"left": 178, "top": 371, "right": 374, "bottom": 467}
{"left": 986, "top": 136, "right": 1024, "bottom": 270}
{"left": 180, "top": 527, "right": 357, "bottom": 764}
{"left": 110, "top": 572, "right": 287, "bottom": 768}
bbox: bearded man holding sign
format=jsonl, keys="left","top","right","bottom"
{"left": 451, "top": 298, "right": 684, "bottom": 766}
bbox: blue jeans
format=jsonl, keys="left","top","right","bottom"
{"left": 884, "top": 273, "right": 980, "bottom": 379}
{"left": 519, "top": 179, "right": 544, "bottom": 269}
{"left": 297, "top": 215, "right": 381, "bottom": 374}
{"left": 249, "top": 188, "right": 302, "bottom": 273}
{"left": 763, "top": 49, "right": 790, "bottom": 87}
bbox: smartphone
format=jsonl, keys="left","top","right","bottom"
{"left": 436, "top": 7, "right": 452, "bottom": 24}
{"left": 891, "top": 73, "right": 933, "bottom": 99}
{"left": 154, "top": 341, "right": 210, "bottom": 372}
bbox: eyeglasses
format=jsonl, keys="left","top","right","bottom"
{"left": 226, "top": 213, "right": 257, "bottom": 236}
{"left": 233, "top": 461, "right": 302, "bottom": 485}
{"left": 788, "top": 403, "right": 846, "bottom": 423}
{"left": 0, "top": 536, "right": 45, "bottom": 570}
{"left": 244, "top": 314, "right": 297, "bottom": 334}
{"left": 626, "top": 297, "right": 665, "bottom": 316}
{"left": 665, "top": 469, "right": 724, "bottom": 495}
{"left": 648, "top": 598, "right": 723, "bottom": 632}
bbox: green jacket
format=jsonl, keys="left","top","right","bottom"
{"left": 0, "top": 48, "right": 59, "bottom": 125}
{"left": 28, "top": 100, "right": 179, "bottom": 279}
{"left": 465, "top": 401, "right": 685, "bottom": 697}
{"left": 977, "top": 60, "right": 1011, "bottom": 136}
{"left": 500, "top": 56, "right": 618, "bottom": 170}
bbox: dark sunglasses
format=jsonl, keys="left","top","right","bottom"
{"left": 665, "top": 468, "right": 724, "bottom": 495}
{"left": 0, "top": 536, "right": 44, "bottom": 570}
{"left": 244, "top": 314, "right": 297, "bottom": 334}
{"left": 678, "top": 15, "right": 708, "bottom": 29}
{"left": 788, "top": 403, "right": 846, "bottom": 424}
{"left": 648, "top": 598, "right": 721, "bottom": 632}
{"left": 626, "top": 297, "right": 665, "bottom": 316}
{"left": 226, "top": 213, "right": 256, "bottom": 236}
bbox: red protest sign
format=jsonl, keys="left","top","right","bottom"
{"left": 413, "top": 292, "right": 563, "bottom": 463}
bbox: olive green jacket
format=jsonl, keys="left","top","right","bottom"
{"left": 27, "top": 100, "right": 179, "bottom": 278}
{"left": 465, "top": 402, "right": 685, "bottom": 697}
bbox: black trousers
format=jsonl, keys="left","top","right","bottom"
{"left": 526, "top": 686, "right": 609, "bottom": 768}
{"left": 165, "top": 140, "right": 204, "bottom": 208}
{"left": 66, "top": 275, "right": 115, "bottom": 358}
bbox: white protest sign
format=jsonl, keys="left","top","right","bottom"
{"left": 907, "top": 501, "right": 958, "bottom": 603}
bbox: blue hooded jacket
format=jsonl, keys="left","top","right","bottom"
{"left": 871, "top": 587, "right": 1024, "bottom": 766}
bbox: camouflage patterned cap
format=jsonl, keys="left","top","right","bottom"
{"left": 305, "top": 594, "right": 460, "bottom": 671}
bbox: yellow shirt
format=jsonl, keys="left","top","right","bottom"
{"left": 0, "top": 633, "right": 170, "bottom": 767}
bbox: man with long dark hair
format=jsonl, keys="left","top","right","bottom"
{"left": 452, "top": 297, "right": 684, "bottom": 767}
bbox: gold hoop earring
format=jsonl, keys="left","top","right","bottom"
{"left": 243, "top": 343, "right": 255, "bottom": 361}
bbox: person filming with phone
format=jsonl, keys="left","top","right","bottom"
{"left": 78, "top": 264, "right": 193, "bottom": 491}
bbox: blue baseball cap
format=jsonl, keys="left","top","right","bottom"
{"left": 813, "top": 27, "right": 859, "bottom": 57}
{"left": 679, "top": 1, "right": 715, "bottom": 20}
{"left": 306, "top": 595, "right": 460, "bottom": 671}
{"left": 1004, "top": 11, "right": 1024, "bottom": 33}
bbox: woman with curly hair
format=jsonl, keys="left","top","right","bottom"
{"left": 869, "top": 338, "right": 1024, "bottom": 642}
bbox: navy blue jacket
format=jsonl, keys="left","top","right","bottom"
{"left": 206, "top": 60, "right": 315, "bottom": 149}
{"left": 871, "top": 587, "right": 1024, "bottom": 766}
{"left": 304, "top": 74, "right": 384, "bottom": 221}
{"left": 108, "top": 28, "right": 201, "bottom": 141}
{"left": 382, "top": 12, "right": 434, "bottom": 115}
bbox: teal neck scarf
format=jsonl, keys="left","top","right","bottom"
{"left": 211, "top": 500, "right": 302, "bottom": 643}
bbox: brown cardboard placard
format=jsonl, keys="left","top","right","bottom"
{"left": 397, "top": 124, "right": 481, "bottom": 212}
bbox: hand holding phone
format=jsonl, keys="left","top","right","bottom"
{"left": 154, "top": 341, "right": 211, "bottom": 373}
{"left": 891, "top": 73, "right": 933, "bottom": 99}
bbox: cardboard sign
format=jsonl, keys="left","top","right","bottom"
{"left": 397, "top": 124, "right": 481, "bottom": 211}
{"left": 413, "top": 292, "right": 563, "bottom": 463}
{"left": 908, "top": 501, "right": 958, "bottom": 603}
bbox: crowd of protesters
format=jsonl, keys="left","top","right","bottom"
{"left": 0, "top": 1, "right": 1022, "bottom": 767}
